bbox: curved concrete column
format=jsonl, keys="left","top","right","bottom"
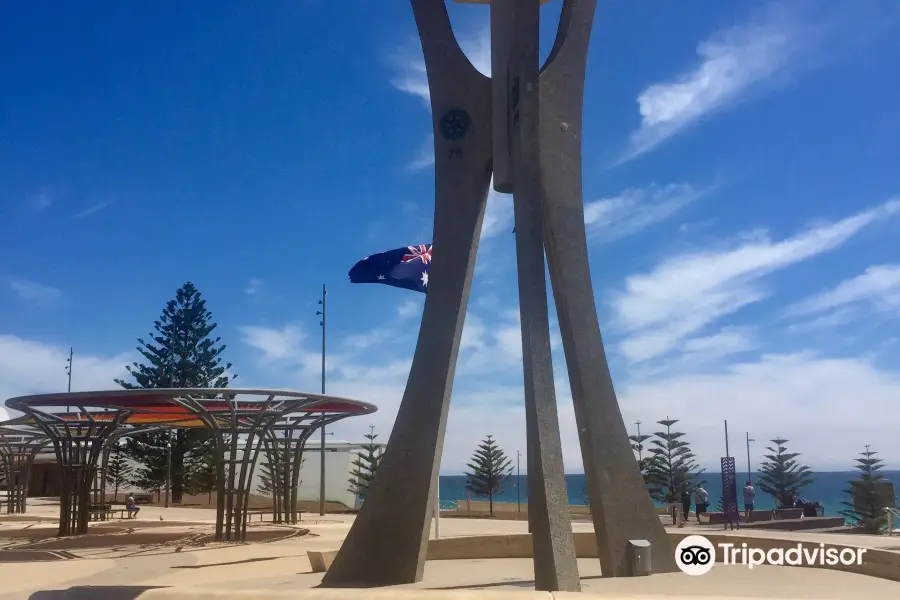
{"left": 322, "top": 0, "right": 493, "bottom": 586}
{"left": 508, "top": 0, "right": 580, "bottom": 591}
{"left": 538, "top": 0, "right": 678, "bottom": 576}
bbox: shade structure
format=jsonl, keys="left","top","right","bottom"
{"left": 4, "top": 388, "right": 376, "bottom": 539}
{"left": 0, "top": 426, "right": 49, "bottom": 514}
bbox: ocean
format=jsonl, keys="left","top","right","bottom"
{"left": 436, "top": 471, "right": 900, "bottom": 516}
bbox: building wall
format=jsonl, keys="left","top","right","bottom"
{"left": 26, "top": 439, "right": 381, "bottom": 511}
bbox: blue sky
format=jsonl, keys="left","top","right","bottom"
{"left": 2, "top": 0, "right": 899, "bottom": 472}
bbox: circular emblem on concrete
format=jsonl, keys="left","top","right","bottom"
{"left": 675, "top": 535, "right": 716, "bottom": 576}
{"left": 439, "top": 109, "right": 471, "bottom": 141}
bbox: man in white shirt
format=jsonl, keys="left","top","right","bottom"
{"left": 743, "top": 481, "right": 756, "bottom": 519}
{"left": 692, "top": 485, "right": 709, "bottom": 523}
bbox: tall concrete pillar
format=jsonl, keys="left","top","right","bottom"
{"left": 321, "top": 0, "right": 493, "bottom": 586}
{"left": 538, "top": 0, "right": 678, "bottom": 576}
{"left": 325, "top": 0, "right": 677, "bottom": 587}
{"left": 507, "top": 0, "right": 580, "bottom": 591}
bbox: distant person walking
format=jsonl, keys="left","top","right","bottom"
{"left": 692, "top": 485, "right": 709, "bottom": 523}
{"left": 743, "top": 481, "right": 756, "bottom": 519}
{"left": 680, "top": 489, "right": 691, "bottom": 523}
{"left": 126, "top": 494, "right": 140, "bottom": 519}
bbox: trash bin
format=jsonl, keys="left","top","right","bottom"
{"left": 625, "top": 539, "right": 652, "bottom": 576}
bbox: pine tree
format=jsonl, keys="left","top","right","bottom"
{"left": 840, "top": 445, "right": 889, "bottom": 534}
{"left": 115, "top": 282, "right": 236, "bottom": 503}
{"left": 645, "top": 418, "right": 704, "bottom": 509}
{"left": 191, "top": 454, "right": 218, "bottom": 505}
{"left": 347, "top": 429, "right": 383, "bottom": 501}
{"left": 106, "top": 444, "right": 133, "bottom": 503}
{"left": 630, "top": 422, "right": 652, "bottom": 476}
{"left": 464, "top": 435, "right": 513, "bottom": 516}
{"left": 257, "top": 458, "right": 275, "bottom": 498}
{"left": 757, "top": 438, "right": 814, "bottom": 508}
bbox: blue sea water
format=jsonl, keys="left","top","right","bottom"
{"left": 437, "top": 471, "right": 900, "bottom": 516}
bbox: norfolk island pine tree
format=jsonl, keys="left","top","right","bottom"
{"left": 757, "top": 438, "right": 814, "bottom": 509}
{"left": 347, "top": 429, "right": 383, "bottom": 503}
{"left": 840, "top": 445, "right": 890, "bottom": 533}
{"left": 115, "top": 281, "right": 236, "bottom": 503}
{"left": 464, "top": 435, "right": 513, "bottom": 517}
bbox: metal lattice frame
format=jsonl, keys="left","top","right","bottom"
{"left": 0, "top": 426, "right": 48, "bottom": 514}
{"left": 10, "top": 409, "right": 132, "bottom": 536}
{"left": 4, "top": 389, "right": 376, "bottom": 541}
{"left": 94, "top": 425, "right": 173, "bottom": 507}
{"left": 262, "top": 413, "right": 350, "bottom": 525}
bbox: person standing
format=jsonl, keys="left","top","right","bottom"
{"left": 680, "top": 489, "right": 692, "bottom": 524}
{"left": 692, "top": 485, "right": 709, "bottom": 523}
{"left": 743, "top": 481, "right": 756, "bottom": 520}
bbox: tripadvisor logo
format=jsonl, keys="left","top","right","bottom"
{"left": 675, "top": 535, "right": 866, "bottom": 576}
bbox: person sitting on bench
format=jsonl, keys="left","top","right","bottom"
{"left": 126, "top": 494, "right": 141, "bottom": 519}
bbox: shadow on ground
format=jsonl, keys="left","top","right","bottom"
{"left": 1, "top": 525, "right": 309, "bottom": 553}
{"left": 29, "top": 586, "right": 162, "bottom": 599}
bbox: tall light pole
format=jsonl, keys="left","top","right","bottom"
{"left": 516, "top": 450, "right": 521, "bottom": 518}
{"left": 164, "top": 433, "right": 172, "bottom": 508}
{"left": 746, "top": 433, "right": 755, "bottom": 484}
{"left": 317, "top": 284, "right": 327, "bottom": 516}
{"left": 64, "top": 347, "right": 73, "bottom": 412}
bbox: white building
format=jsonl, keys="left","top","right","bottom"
{"left": 247, "top": 438, "right": 385, "bottom": 509}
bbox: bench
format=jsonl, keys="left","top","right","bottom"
{"left": 132, "top": 494, "right": 153, "bottom": 505}
{"left": 89, "top": 504, "right": 134, "bottom": 521}
{"left": 746, "top": 509, "right": 774, "bottom": 522}
{"left": 774, "top": 508, "right": 804, "bottom": 520}
{"left": 246, "top": 509, "right": 305, "bottom": 522}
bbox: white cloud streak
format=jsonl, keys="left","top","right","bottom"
{"left": 613, "top": 199, "right": 900, "bottom": 363}
{"left": 618, "top": 3, "right": 831, "bottom": 163}
{"left": 788, "top": 264, "right": 900, "bottom": 317}
{"left": 7, "top": 278, "right": 62, "bottom": 306}
{"left": 71, "top": 200, "right": 114, "bottom": 219}
{"left": 584, "top": 183, "right": 709, "bottom": 242}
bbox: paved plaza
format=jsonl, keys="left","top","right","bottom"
{"left": 2, "top": 500, "right": 900, "bottom": 599}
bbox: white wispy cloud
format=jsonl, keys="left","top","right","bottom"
{"left": 584, "top": 183, "right": 709, "bottom": 242}
{"left": 71, "top": 200, "right": 114, "bottom": 219}
{"left": 7, "top": 278, "right": 62, "bottom": 306}
{"left": 396, "top": 298, "right": 422, "bottom": 320}
{"left": 618, "top": 3, "right": 829, "bottom": 163}
{"left": 405, "top": 134, "right": 435, "bottom": 172}
{"left": 480, "top": 183, "right": 514, "bottom": 240}
{"left": 613, "top": 199, "right": 900, "bottom": 363}
{"left": 787, "top": 264, "right": 900, "bottom": 317}
{"left": 0, "top": 336, "right": 132, "bottom": 420}
{"left": 245, "top": 278, "right": 263, "bottom": 296}
{"left": 29, "top": 187, "right": 56, "bottom": 212}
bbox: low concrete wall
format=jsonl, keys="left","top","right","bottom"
{"left": 426, "top": 531, "right": 900, "bottom": 583}
{"left": 453, "top": 500, "right": 590, "bottom": 520}
{"left": 138, "top": 589, "right": 765, "bottom": 600}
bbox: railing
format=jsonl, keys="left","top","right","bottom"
{"left": 884, "top": 507, "right": 900, "bottom": 535}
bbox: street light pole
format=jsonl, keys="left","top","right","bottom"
{"left": 317, "top": 284, "right": 327, "bottom": 516}
{"left": 165, "top": 433, "right": 172, "bottom": 508}
{"left": 65, "top": 347, "right": 73, "bottom": 413}
{"left": 516, "top": 450, "right": 522, "bottom": 518}
{"left": 746, "top": 433, "right": 755, "bottom": 484}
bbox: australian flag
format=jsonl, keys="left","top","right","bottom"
{"left": 348, "top": 244, "right": 432, "bottom": 293}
